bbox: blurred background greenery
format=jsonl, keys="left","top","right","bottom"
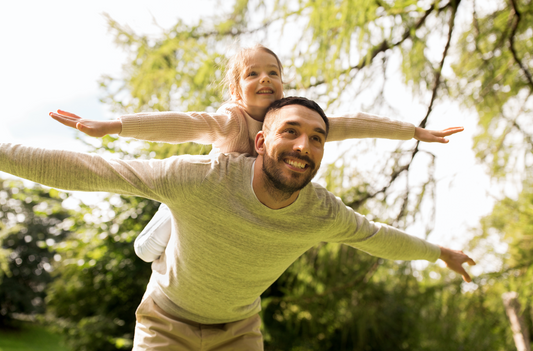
{"left": 1, "top": 0, "right": 532, "bottom": 350}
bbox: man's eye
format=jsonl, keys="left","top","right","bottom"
{"left": 284, "top": 129, "right": 296, "bottom": 134}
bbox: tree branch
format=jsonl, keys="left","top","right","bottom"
{"left": 508, "top": 0, "right": 533, "bottom": 89}
{"left": 346, "top": 2, "right": 459, "bottom": 217}
{"left": 418, "top": 0, "right": 459, "bottom": 129}
{"left": 352, "top": 1, "right": 456, "bottom": 72}
{"left": 294, "top": 0, "right": 452, "bottom": 89}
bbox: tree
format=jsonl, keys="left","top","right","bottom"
{"left": 37, "top": 0, "right": 533, "bottom": 349}
{"left": 453, "top": 0, "right": 533, "bottom": 182}
{"left": 471, "top": 179, "right": 533, "bottom": 348}
{"left": 0, "top": 178, "right": 71, "bottom": 327}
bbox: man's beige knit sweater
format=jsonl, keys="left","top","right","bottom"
{"left": 0, "top": 145, "right": 440, "bottom": 324}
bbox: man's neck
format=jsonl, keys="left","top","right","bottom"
{"left": 252, "top": 160, "right": 299, "bottom": 209}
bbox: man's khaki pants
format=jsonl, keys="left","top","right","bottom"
{"left": 133, "top": 296, "right": 264, "bottom": 350}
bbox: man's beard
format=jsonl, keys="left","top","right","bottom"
{"left": 261, "top": 150, "right": 318, "bottom": 196}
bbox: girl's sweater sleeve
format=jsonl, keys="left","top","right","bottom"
{"left": 327, "top": 112, "right": 415, "bottom": 142}
{"left": 119, "top": 110, "right": 242, "bottom": 146}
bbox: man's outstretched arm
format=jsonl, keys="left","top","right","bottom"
{"left": 324, "top": 194, "right": 476, "bottom": 281}
{"left": 438, "top": 246, "right": 476, "bottom": 282}
{"left": 0, "top": 143, "right": 185, "bottom": 203}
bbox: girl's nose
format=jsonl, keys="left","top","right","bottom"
{"left": 260, "top": 75, "right": 271, "bottom": 84}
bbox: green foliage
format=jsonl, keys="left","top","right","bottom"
{"left": 100, "top": 14, "right": 226, "bottom": 114}
{"left": 0, "top": 179, "right": 71, "bottom": 327}
{"left": 90, "top": 1, "right": 522, "bottom": 349}
{"left": 464, "top": 177, "right": 533, "bottom": 348}
{"left": 476, "top": 178, "right": 533, "bottom": 303}
{"left": 45, "top": 195, "right": 155, "bottom": 351}
{"left": 5, "top": 0, "right": 530, "bottom": 349}
{"left": 261, "top": 245, "right": 512, "bottom": 350}
{"left": 452, "top": 1, "right": 533, "bottom": 180}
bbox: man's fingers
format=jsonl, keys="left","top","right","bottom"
{"left": 440, "top": 247, "right": 476, "bottom": 283}
{"left": 448, "top": 263, "right": 472, "bottom": 283}
{"left": 462, "top": 271, "right": 472, "bottom": 283}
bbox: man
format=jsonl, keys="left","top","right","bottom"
{"left": 0, "top": 97, "right": 474, "bottom": 350}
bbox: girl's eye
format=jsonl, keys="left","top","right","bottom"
{"left": 270, "top": 71, "right": 279, "bottom": 76}
{"left": 248, "top": 71, "right": 257, "bottom": 77}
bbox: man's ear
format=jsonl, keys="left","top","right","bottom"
{"left": 255, "top": 131, "right": 266, "bottom": 155}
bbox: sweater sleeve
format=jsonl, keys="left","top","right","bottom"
{"left": 325, "top": 193, "right": 440, "bottom": 262}
{"left": 327, "top": 112, "right": 415, "bottom": 142}
{"left": 0, "top": 143, "right": 201, "bottom": 204}
{"left": 119, "top": 110, "right": 242, "bottom": 146}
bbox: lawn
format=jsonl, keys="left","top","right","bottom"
{"left": 0, "top": 322, "right": 70, "bottom": 351}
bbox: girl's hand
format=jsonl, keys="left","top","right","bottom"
{"left": 414, "top": 126, "right": 464, "bottom": 143}
{"left": 49, "top": 110, "right": 122, "bottom": 137}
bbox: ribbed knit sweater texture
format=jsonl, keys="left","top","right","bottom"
{"left": 119, "top": 103, "right": 415, "bottom": 155}
{"left": 0, "top": 145, "right": 439, "bottom": 324}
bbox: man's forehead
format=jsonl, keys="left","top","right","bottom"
{"left": 274, "top": 105, "right": 326, "bottom": 129}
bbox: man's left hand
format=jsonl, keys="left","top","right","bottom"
{"left": 439, "top": 246, "right": 476, "bottom": 282}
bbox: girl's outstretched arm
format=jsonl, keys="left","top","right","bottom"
{"left": 327, "top": 112, "right": 463, "bottom": 143}
{"left": 50, "top": 105, "right": 251, "bottom": 153}
{"left": 50, "top": 110, "right": 122, "bottom": 137}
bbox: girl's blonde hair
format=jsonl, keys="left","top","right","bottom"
{"left": 222, "top": 44, "right": 284, "bottom": 101}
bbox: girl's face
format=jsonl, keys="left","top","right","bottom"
{"left": 233, "top": 49, "right": 283, "bottom": 121}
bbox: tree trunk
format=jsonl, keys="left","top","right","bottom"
{"left": 502, "top": 292, "right": 531, "bottom": 351}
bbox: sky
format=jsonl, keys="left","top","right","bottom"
{"left": 0, "top": 1, "right": 500, "bottom": 277}
{"left": 0, "top": 0, "right": 220, "bottom": 149}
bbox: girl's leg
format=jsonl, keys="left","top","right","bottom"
{"left": 134, "top": 204, "right": 172, "bottom": 262}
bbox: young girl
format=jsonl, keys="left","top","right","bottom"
{"left": 50, "top": 44, "right": 463, "bottom": 263}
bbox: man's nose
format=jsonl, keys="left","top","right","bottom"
{"left": 294, "top": 135, "right": 310, "bottom": 154}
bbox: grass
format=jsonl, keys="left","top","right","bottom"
{"left": 0, "top": 321, "right": 70, "bottom": 351}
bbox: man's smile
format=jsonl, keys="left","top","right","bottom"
{"left": 284, "top": 157, "right": 308, "bottom": 171}
{"left": 278, "top": 152, "right": 315, "bottom": 174}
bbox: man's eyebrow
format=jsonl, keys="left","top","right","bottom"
{"left": 285, "top": 121, "right": 327, "bottom": 137}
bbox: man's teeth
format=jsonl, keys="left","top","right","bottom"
{"left": 287, "top": 159, "right": 306, "bottom": 169}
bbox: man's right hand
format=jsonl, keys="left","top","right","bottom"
{"left": 49, "top": 110, "right": 122, "bottom": 137}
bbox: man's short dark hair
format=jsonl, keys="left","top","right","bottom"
{"left": 265, "top": 96, "right": 329, "bottom": 137}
